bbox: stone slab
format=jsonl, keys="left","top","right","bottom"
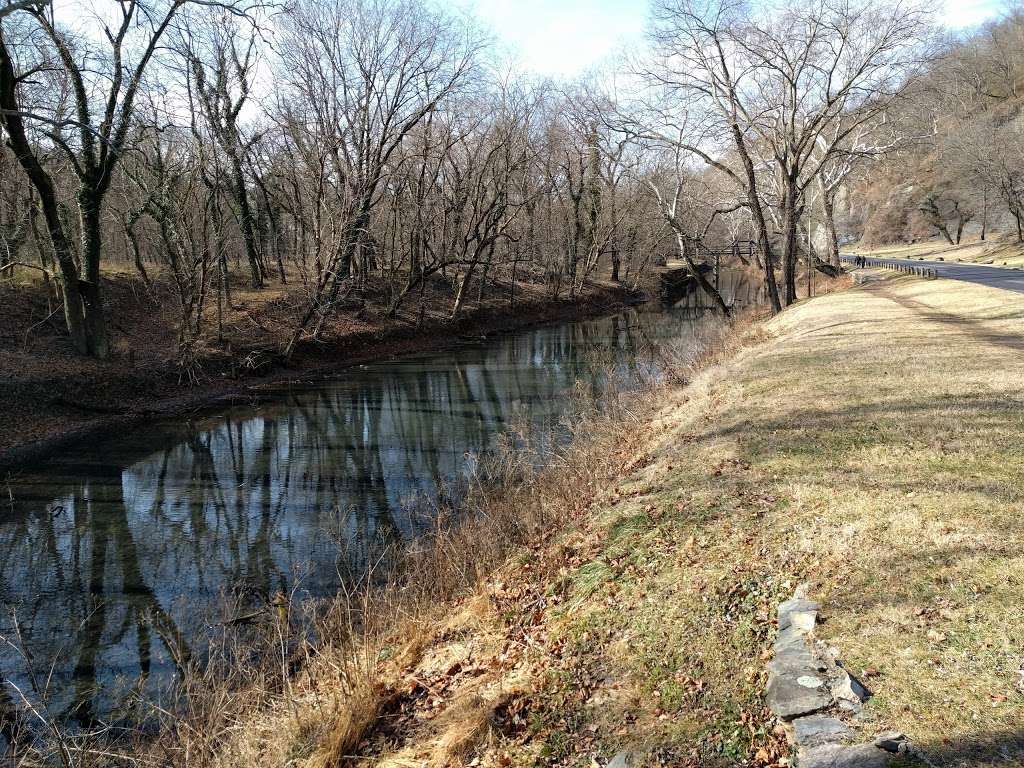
{"left": 779, "top": 597, "right": 820, "bottom": 633}
{"left": 776, "top": 625, "right": 813, "bottom": 653}
{"left": 793, "top": 715, "right": 854, "bottom": 748}
{"left": 769, "top": 646, "right": 828, "bottom": 678}
{"left": 798, "top": 743, "right": 890, "bottom": 768}
{"left": 832, "top": 670, "right": 870, "bottom": 712}
{"left": 766, "top": 669, "right": 833, "bottom": 720}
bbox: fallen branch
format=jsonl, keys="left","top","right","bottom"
{"left": 0, "top": 260, "right": 56, "bottom": 279}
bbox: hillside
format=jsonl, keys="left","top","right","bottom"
{"left": 844, "top": 11, "right": 1024, "bottom": 250}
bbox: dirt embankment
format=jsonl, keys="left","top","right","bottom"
{"left": 0, "top": 272, "right": 642, "bottom": 471}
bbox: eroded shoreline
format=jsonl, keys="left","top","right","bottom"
{"left": 0, "top": 283, "right": 642, "bottom": 473}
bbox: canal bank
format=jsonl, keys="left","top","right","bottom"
{"left": 1, "top": 283, "right": 757, "bottom": 744}
{"left": 163, "top": 269, "right": 1019, "bottom": 768}
{"left": 0, "top": 281, "right": 642, "bottom": 472}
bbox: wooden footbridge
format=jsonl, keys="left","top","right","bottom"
{"left": 657, "top": 240, "right": 758, "bottom": 304}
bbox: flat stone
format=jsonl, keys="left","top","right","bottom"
{"left": 766, "top": 669, "right": 833, "bottom": 720}
{"left": 873, "top": 732, "right": 908, "bottom": 753}
{"left": 832, "top": 671, "right": 870, "bottom": 712}
{"left": 770, "top": 646, "right": 828, "bottom": 677}
{"left": 779, "top": 597, "right": 820, "bottom": 633}
{"left": 798, "top": 675, "right": 826, "bottom": 688}
{"left": 793, "top": 715, "right": 854, "bottom": 747}
{"left": 607, "top": 751, "right": 634, "bottom": 768}
{"left": 776, "top": 625, "right": 812, "bottom": 653}
{"left": 798, "top": 743, "right": 890, "bottom": 768}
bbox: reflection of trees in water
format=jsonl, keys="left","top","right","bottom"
{"left": 0, "top": 305, "right": 720, "bottom": 725}
{"left": 0, "top": 474, "right": 190, "bottom": 724}
{"left": 673, "top": 270, "right": 763, "bottom": 313}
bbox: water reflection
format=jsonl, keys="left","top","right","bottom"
{"left": 0, "top": 289, "right": 753, "bottom": 726}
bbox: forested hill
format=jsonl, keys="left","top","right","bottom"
{"left": 850, "top": 10, "right": 1024, "bottom": 247}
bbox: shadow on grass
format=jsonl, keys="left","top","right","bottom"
{"left": 883, "top": 291, "right": 1024, "bottom": 352}
{"left": 708, "top": 391, "right": 1024, "bottom": 465}
{"left": 910, "top": 726, "right": 1024, "bottom": 767}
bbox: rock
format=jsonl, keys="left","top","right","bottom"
{"left": 793, "top": 715, "right": 854, "bottom": 747}
{"left": 832, "top": 670, "right": 870, "bottom": 713}
{"left": 779, "top": 597, "right": 820, "bottom": 633}
{"left": 766, "top": 668, "right": 833, "bottom": 720}
{"left": 776, "top": 625, "right": 811, "bottom": 653}
{"left": 798, "top": 743, "right": 891, "bottom": 768}
{"left": 770, "top": 648, "right": 824, "bottom": 680}
{"left": 873, "top": 732, "right": 908, "bottom": 753}
{"left": 607, "top": 751, "right": 634, "bottom": 768}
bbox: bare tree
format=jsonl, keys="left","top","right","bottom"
{"left": 0, "top": 0, "right": 253, "bottom": 357}
{"left": 277, "top": 0, "right": 480, "bottom": 357}
{"left": 638, "top": 0, "right": 930, "bottom": 310}
{"left": 184, "top": 15, "right": 266, "bottom": 288}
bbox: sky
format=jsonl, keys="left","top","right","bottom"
{"left": 458, "top": 0, "right": 1013, "bottom": 80}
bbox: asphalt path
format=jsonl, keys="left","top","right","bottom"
{"left": 840, "top": 254, "right": 1024, "bottom": 294}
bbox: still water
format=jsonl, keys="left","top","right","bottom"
{"left": 0, "top": 289, "right": 752, "bottom": 727}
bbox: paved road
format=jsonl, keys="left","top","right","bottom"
{"left": 840, "top": 254, "right": 1024, "bottom": 294}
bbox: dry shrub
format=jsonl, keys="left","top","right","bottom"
{"left": 305, "top": 678, "right": 381, "bottom": 768}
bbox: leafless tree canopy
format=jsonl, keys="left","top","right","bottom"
{"left": 0, "top": 0, "right": 946, "bottom": 361}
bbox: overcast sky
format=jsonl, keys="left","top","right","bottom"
{"left": 456, "top": 0, "right": 1012, "bottom": 80}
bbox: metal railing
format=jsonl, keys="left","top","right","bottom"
{"left": 839, "top": 255, "right": 938, "bottom": 280}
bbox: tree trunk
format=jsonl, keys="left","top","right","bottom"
{"left": 731, "top": 123, "right": 782, "bottom": 313}
{"left": 822, "top": 191, "right": 840, "bottom": 266}
{"left": 231, "top": 156, "right": 264, "bottom": 289}
{"left": 980, "top": 187, "right": 988, "bottom": 242}
{"left": 781, "top": 177, "right": 799, "bottom": 306}
{"left": 284, "top": 203, "right": 368, "bottom": 357}
{"left": 1, "top": 34, "right": 91, "bottom": 353}
{"left": 451, "top": 261, "right": 477, "bottom": 319}
{"left": 78, "top": 189, "right": 111, "bottom": 358}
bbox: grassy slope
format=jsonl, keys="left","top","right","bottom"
{"left": 205, "top": 272, "right": 1024, "bottom": 768}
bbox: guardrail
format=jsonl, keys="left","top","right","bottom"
{"left": 839, "top": 255, "right": 938, "bottom": 280}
